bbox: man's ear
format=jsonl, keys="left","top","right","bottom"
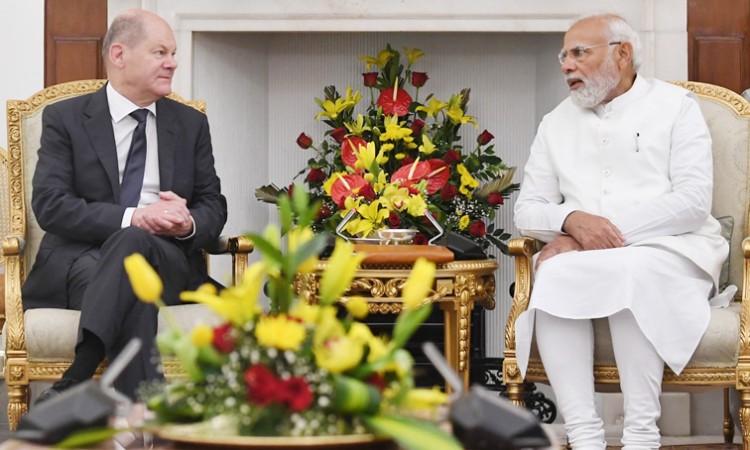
{"left": 617, "top": 41, "right": 634, "bottom": 69}
{"left": 108, "top": 43, "right": 126, "bottom": 69}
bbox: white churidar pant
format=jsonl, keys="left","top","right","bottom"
{"left": 515, "top": 246, "right": 714, "bottom": 449}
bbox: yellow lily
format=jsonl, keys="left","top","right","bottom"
{"left": 180, "top": 261, "right": 265, "bottom": 326}
{"left": 415, "top": 98, "right": 448, "bottom": 118}
{"left": 403, "top": 47, "right": 425, "bottom": 66}
{"left": 345, "top": 200, "right": 389, "bottom": 237}
{"left": 446, "top": 105, "right": 478, "bottom": 127}
{"left": 403, "top": 387, "right": 449, "bottom": 411}
{"left": 345, "top": 114, "right": 371, "bottom": 136}
{"left": 418, "top": 134, "right": 436, "bottom": 155}
{"left": 318, "top": 240, "right": 367, "bottom": 305}
{"left": 343, "top": 86, "right": 363, "bottom": 106}
{"left": 402, "top": 257, "right": 436, "bottom": 310}
{"left": 315, "top": 97, "right": 356, "bottom": 120}
{"left": 359, "top": 49, "right": 394, "bottom": 70}
{"left": 124, "top": 253, "right": 163, "bottom": 304}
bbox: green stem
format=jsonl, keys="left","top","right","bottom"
{"left": 156, "top": 298, "right": 183, "bottom": 334}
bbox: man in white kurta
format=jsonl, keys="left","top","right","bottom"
{"left": 513, "top": 13, "right": 728, "bottom": 450}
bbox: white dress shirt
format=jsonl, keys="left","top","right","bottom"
{"left": 106, "top": 83, "right": 160, "bottom": 228}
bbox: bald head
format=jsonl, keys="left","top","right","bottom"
{"left": 103, "top": 9, "right": 177, "bottom": 106}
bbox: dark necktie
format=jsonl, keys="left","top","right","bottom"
{"left": 120, "top": 109, "right": 149, "bottom": 207}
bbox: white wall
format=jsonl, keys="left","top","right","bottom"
{"left": 0, "top": 0, "right": 45, "bottom": 149}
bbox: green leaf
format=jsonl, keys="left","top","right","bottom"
{"left": 54, "top": 427, "right": 125, "bottom": 448}
{"left": 362, "top": 415, "right": 462, "bottom": 450}
{"left": 278, "top": 195, "right": 293, "bottom": 234}
{"left": 392, "top": 304, "right": 432, "bottom": 349}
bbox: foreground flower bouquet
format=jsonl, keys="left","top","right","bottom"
{"left": 257, "top": 44, "right": 519, "bottom": 254}
{"left": 125, "top": 188, "right": 462, "bottom": 450}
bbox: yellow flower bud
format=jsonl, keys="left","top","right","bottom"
{"left": 190, "top": 324, "right": 214, "bottom": 348}
{"left": 402, "top": 257, "right": 435, "bottom": 310}
{"left": 345, "top": 296, "right": 369, "bottom": 319}
{"left": 123, "top": 253, "right": 163, "bottom": 303}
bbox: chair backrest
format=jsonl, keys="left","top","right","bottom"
{"left": 673, "top": 81, "right": 750, "bottom": 290}
{"left": 6, "top": 80, "right": 205, "bottom": 278}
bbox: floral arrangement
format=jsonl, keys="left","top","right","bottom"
{"left": 258, "top": 44, "right": 518, "bottom": 254}
{"left": 123, "top": 189, "right": 462, "bottom": 450}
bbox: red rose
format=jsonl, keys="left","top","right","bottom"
{"left": 413, "top": 233, "right": 429, "bottom": 245}
{"left": 366, "top": 373, "right": 386, "bottom": 392}
{"left": 330, "top": 127, "right": 347, "bottom": 144}
{"left": 440, "top": 184, "right": 458, "bottom": 201}
{"left": 469, "top": 221, "right": 486, "bottom": 237}
{"left": 358, "top": 183, "right": 377, "bottom": 202}
{"left": 317, "top": 204, "right": 332, "bottom": 220}
{"left": 306, "top": 167, "right": 326, "bottom": 184}
{"left": 296, "top": 132, "right": 313, "bottom": 149}
{"left": 476, "top": 129, "right": 494, "bottom": 146}
{"left": 377, "top": 86, "right": 413, "bottom": 116}
{"left": 280, "top": 377, "right": 314, "bottom": 412}
{"left": 362, "top": 72, "right": 378, "bottom": 87}
{"left": 244, "top": 364, "right": 281, "bottom": 406}
{"left": 212, "top": 323, "right": 236, "bottom": 353}
{"left": 389, "top": 212, "right": 401, "bottom": 228}
{"left": 411, "top": 72, "right": 429, "bottom": 88}
{"left": 487, "top": 192, "right": 504, "bottom": 206}
{"left": 443, "top": 149, "right": 461, "bottom": 165}
{"left": 411, "top": 119, "right": 425, "bottom": 135}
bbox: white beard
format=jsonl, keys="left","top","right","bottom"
{"left": 568, "top": 56, "right": 621, "bottom": 109}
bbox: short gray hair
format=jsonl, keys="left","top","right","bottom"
{"left": 572, "top": 13, "right": 643, "bottom": 72}
{"left": 101, "top": 12, "right": 146, "bottom": 60}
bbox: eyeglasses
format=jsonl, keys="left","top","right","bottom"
{"left": 558, "top": 41, "right": 622, "bottom": 65}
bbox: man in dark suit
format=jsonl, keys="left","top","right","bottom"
{"left": 22, "top": 8, "right": 228, "bottom": 401}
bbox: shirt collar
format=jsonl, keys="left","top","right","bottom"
{"left": 106, "top": 83, "right": 157, "bottom": 123}
{"left": 595, "top": 74, "right": 649, "bottom": 116}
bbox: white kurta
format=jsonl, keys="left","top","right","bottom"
{"left": 513, "top": 76, "right": 729, "bottom": 376}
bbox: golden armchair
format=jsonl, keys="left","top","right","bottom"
{"left": 503, "top": 81, "right": 750, "bottom": 446}
{"left": 3, "top": 80, "right": 253, "bottom": 430}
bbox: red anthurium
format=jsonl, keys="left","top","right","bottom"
{"left": 391, "top": 160, "right": 430, "bottom": 193}
{"left": 424, "top": 160, "right": 450, "bottom": 195}
{"left": 377, "top": 86, "right": 413, "bottom": 116}
{"left": 330, "top": 173, "right": 371, "bottom": 208}
{"left": 340, "top": 136, "right": 368, "bottom": 171}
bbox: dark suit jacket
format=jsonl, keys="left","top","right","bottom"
{"left": 22, "top": 86, "right": 228, "bottom": 310}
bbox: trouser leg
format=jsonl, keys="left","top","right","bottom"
{"left": 535, "top": 310, "right": 606, "bottom": 450}
{"left": 77, "top": 227, "right": 190, "bottom": 399}
{"left": 609, "top": 309, "right": 664, "bottom": 450}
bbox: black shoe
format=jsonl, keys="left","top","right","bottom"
{"left": 35, "top": 377, "right": 81, "bottom": 405}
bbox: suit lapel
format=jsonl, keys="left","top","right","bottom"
{"left": 82, "top": 87, "right": 120, "bottom": 198}
{"left": 156, "top": 98, "right": 178, "bottom": 191}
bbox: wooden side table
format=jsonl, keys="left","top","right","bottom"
{"left": 295, "top": 259, "right": 498, "bottom": 391}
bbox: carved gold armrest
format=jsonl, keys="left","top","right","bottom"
{"left": 504, "top": 237, "right": 543, "bottom": 352}
{"left": 226, "top": 236, "right": 254, "bottom": 285}
{"left": 739, "top": 237, "right": 750, "bottom": 360}
{"left": 2, "top": 235, "right": 27, "bottom": 355}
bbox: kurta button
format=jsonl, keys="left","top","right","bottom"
{"left": 603, "top": 169, "right": 611, "bottom": 177}
{"left": 601, "top": 137, "right": 608, "bottom": 144}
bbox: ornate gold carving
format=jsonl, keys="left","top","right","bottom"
{"left": 672, "top": 81, "right": 750, "bottom": 117}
